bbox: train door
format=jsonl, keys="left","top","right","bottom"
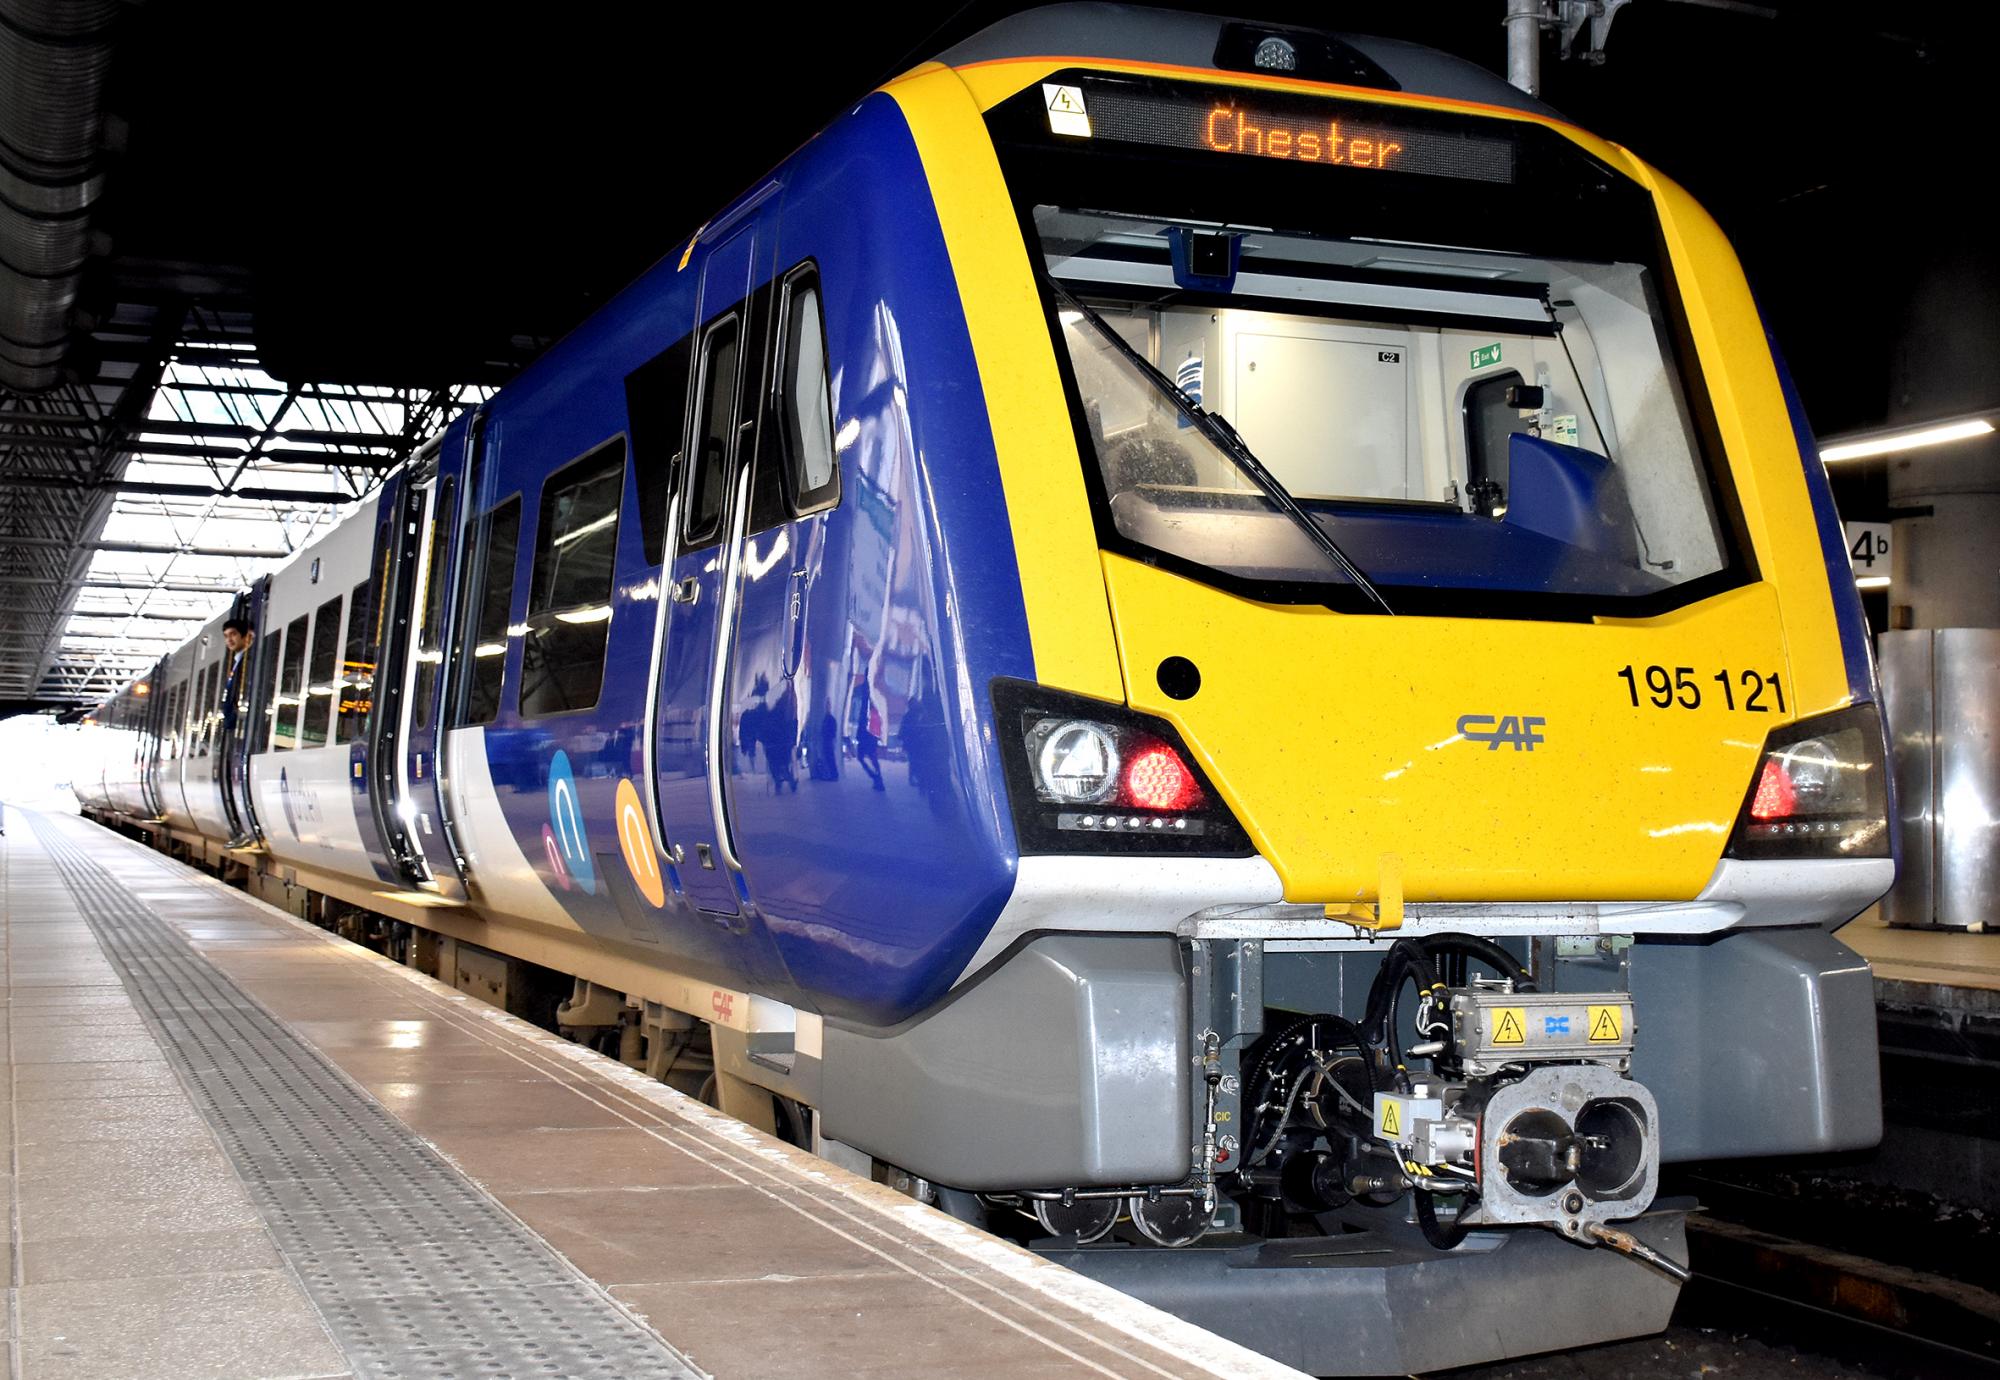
{"left": 404, "top": 416, "right": 476, "bottom": 899}
{"left": 716, "top": 263, "right": 844, "bottom": 906}
{"left": 349, "top": 469, "right": 430, "bottom": 885}
{"left": 141, "top": 656, "right": 169, "bottom": 818}
{"left": 224, "top": 576, "right": 271, "bottom": 840}
{"left": 164, "top": 642, "right": 202, "bottom": 829}
{"left": 650, "top": 225, "right": 762, "bottom": 914}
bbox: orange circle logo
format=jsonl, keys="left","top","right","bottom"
{"left": 615, "top": 777, "right": 667, "bottom": 908}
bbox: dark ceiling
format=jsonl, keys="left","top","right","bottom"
{"left": 79, "top": 0, "right": 2000, "bottom": 430}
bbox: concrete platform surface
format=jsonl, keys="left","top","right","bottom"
{"left": 1840, "top": 909, "right": 2000, "bottom": 994}
{"left": 2, "top": 808, "right": 1307, "bottom": 1380}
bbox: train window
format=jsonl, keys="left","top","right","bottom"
{"left": 167, "top": 680, "right": 185, "bottom": 758}
{"left": 414, "top": 476, "right": 455, "bottom": 728}
{"left": 253, "top": 634, "right": 279, "bottom": 754}
{"left": 1030, "top": 213, "right": 1732, "bottom": 613}
{"left": 683, "top": 316, "right": 740, "bottom": 549}
{"left": 779, "top": 270, "right": 840, "bottom": 515}
{"left": 984, "top": 81, "right": 1749, "bottom": 616}
{"left": 336, "top": 578, "right": 374, "bottom": 744}
{"left": 209, "top": 656, "right": 227, "bottom": 747}
{"left": 520, "top": 440, "right": 625, "bottom": 719}
{"left": 626, "top": 338, "right": 690, "bottom": 566}
{"left": 206, "top": 658, "right": 224, "bottom": 753}
{"left": 196, "top": 662, "right": 217, "bottom": 756}
{"left": 462, "top": 495, "right": 522, "bottom": 726}
{"left": 183, "top": 668, "right": 198, "bottom": 757}
{"left": 304, "top": 595, "right": 343, "bottom": 747}
{"left": 738, "top": 285, "right": 791, "bottom": 537}
{"left": 273, "top": 614, "right": 308, "bottom": 749}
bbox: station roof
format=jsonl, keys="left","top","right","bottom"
{"left": 2, "top": 0, "right": 1990, "bottom": 711}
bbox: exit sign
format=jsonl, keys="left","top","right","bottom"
{"left": 1470, "top": 343, "right": 1503, "bottom": 370}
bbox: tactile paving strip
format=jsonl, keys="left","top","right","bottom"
{"left": 30, "top": 816, "right": 707, "bottom": 1380}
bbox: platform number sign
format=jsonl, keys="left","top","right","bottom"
{"left": 1844, "top": 521, "right": 1890, "bottom": 577}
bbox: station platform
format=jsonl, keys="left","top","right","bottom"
{"left": 0, "top": 808, "right": 1308, "bottom": 1380}
{"left": 1839, "top": 909, "right": 2000, "bottom": 997}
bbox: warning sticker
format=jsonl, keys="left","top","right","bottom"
{"left": 1377, "top": 1098, "right": 1402, "bottom": 1139}
{"left": 1490, "top": 1007, "right": 1527, "bottom": 1046}
{"left": 1587, "top": 1005, "right": 1624, "bottom": 1043}
{"left": 1043, "top": 84, "right": 1092, "bottom": 138}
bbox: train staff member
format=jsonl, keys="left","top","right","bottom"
{"left": 220, "top": 619, "right": 256, "bottom": 849}
{"left": 219, "top": 619, "right": 254, "bottom": 734}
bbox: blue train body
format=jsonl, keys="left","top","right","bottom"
{"left": 411, "top": 93, "right": 1033, "bottom": 1023}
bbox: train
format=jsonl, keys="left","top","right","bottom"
{"left": 70, "top": 6, "right": 1895, "bottom": 1373}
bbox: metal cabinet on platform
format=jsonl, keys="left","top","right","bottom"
{"left": 1880, "top": 628, "right": 2000, "bottom": 930}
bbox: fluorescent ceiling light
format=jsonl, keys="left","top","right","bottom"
{"left": 1821, "top": 417, "right": 1994, "bottom": 463}
{"left": 1856, "top": 575, "right": 1891, "bottom": 589}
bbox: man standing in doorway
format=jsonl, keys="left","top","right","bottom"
{"left": 220, "top": 619, "right": 256, "bottom": 848}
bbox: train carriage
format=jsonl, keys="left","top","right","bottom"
{"left": 76, "top": 7, "right": 1895, "bottom": 1373}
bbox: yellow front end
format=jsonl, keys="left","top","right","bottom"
{"left": 891, "top": 57, "right": 1862, "bottom": 907}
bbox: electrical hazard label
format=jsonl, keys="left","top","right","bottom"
{"left": 1043, "top": 84, "right": 1092, "bottom": 137}
{"left": 1587, "top": 1005, "right": 1624, "bottom": 1043}
{"left": 1490, "top": 1007, "right": 1527, "bottom": 1045}
{"left": 1377, "top": 1099, "right": 1401, "bottom": 1139}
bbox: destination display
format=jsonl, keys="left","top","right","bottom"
{"left": 1043, "top": 81, "right": 1520, "bottom": 185}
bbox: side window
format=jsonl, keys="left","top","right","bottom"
{"left": 273, "top": 614, "right": 308, "bottom": 749}
{"left": 167, "top": 681, "right": 185, "bottom": 758}
{"left": 626, "top": 339, "right": 690, "bottom": 566}
{"left": 252, "top": 636, "right": 279, "bottom": 753}
{"left": 196, "top": 662, "right": 218, "bottom": 756}
{"left": 304, "top": 595, "right": 343, "bottom": 747}
{"left": 779, "top": 270, "right": 840, "bottom": 515}
{"left": 336, "top": 578, "right": 374, "bottom": 744}
{"left": 461, "top": 496, "right": 522, "bottom": 727}
{"left": 414, "top": 476, "right": 455, "bottom": 727}
{"left": 683, "top": 317, "right": 740, "bottom": 549}
{"left": 205, "top": 659, "right": 224, "bottom": 753}
{"left": 520, "top": 439, "right": 625, "bottom": 719}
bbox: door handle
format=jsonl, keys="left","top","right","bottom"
{"left": 671, "top": 576, "right": 700, "bottom": 605}
{"left": 782, "top": 569, "right": 809, "bottom": 679}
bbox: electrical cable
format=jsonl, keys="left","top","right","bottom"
{"left": 1415, "top": 1181, "right": 1473, "bottom": 1248}
{"left": 1417, "top": 932, "right": 1535, "bottom": 991}
{"left": 1586, "top": 1223, "right": 1692, "bottom": 1283}
{"left": 1241, "top": 1013, "right": 1374, "bottom": 1169}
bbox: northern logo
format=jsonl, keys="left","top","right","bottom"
{"left": 1456, "top": 714, "right": 1547, "bottom": 751}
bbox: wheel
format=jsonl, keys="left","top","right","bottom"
{"left": 1032, "top": 1196, "right": 1119, "bottom": 1244}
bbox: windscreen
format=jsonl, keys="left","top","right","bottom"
{"left": 992, "top": 74, "right": 1742, "bottom": 616}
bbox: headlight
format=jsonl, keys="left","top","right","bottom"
{"left": 994, "top": 679, "right": 1250, "bottom": 856}
{"left": 1032, "top": 720, "right": 1122, "bottom": 803}
{"left": 1729, "top": 705, "right": 1890, "bottom": 859}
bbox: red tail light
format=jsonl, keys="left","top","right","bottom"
{"left": 1124, "top": 745, "right": 1201, "bottom": 811}
{"left": 1749, "top": 758, "right": 1797, "bottom": 820}
{"left": 995, "top": 679, "right": 1252, "bottom": 856}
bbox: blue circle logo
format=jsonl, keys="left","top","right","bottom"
{"left": 546, "top": 750, "right": 597, "bottom": 895}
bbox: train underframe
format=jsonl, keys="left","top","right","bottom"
{"left": 87, "top": 809, "right": 1878, "bottom": 1377}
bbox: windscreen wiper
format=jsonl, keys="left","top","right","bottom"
{"left": 1052, "top": 284, "right": 1394, "bottom": 616}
